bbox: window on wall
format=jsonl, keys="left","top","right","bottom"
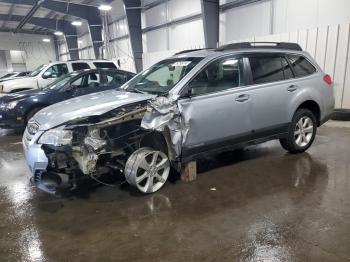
{"left": 287, "top": 55, "right": 316, "bottom": 78}
{"left": 188, "top": 56, "right": 245, "bottom": 96}
{"left": 249, "top": 56, "right": 285, "bottom": 84}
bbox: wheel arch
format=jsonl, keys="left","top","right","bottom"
{"left": 139, "top": 129, "right": 178, "bottom": 161}
{"left": 294, "top": 100, "right": 321, "bottom": 126}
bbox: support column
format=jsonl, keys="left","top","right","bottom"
{"left": 201, "top": 0, "right": 219, "bottom": 48}
{"left": 89, "top": 25, "right": 103, "bottom": 59}
{"left": 124, "top": 0, "right": 143, "bottom": 72}
{"left": 65, "top": 35, "right": 79, "bottom": 60}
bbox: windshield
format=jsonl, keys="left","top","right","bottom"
{"left": 29, "top": 64, "right": 47, "bottom": 77}
{"left": 43, "top": 73, "right": 78, "bottom": 90}
{"left": 124, "top": 57, "right": 203, "bottom": 94}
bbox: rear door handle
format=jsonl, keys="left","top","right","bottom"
{"left": 235, "top": 94, "right": 250, "bottom": 102}
{"left": 287, "top": 85, "right": 298, "bottom": 92}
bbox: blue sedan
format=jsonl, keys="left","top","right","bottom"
{"left": 0, "top": 68, "right": 135, "bottom": 130}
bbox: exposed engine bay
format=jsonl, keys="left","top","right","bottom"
{"left": 39, "top": 97, "right": 184, "bottom": 194}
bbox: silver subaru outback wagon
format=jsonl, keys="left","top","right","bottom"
{"left": 23, "top": 42, "right": 335, "bottom": 195}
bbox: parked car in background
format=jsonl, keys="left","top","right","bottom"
{"left": 0, "top": 68, "right": 135, "bottom": 129}
{"left": 23, "top": 42, "right": 334, "bottom": 195}
{"left": 0, "top": 71, "right": 31, "bottom": 82}
{"left": 0, "top": 60, "right": 118, "bottom": 93}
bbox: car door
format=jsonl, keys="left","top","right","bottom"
{"left": 38, "top": 63, "right": 69, "bottom": 87}
{"left": 246, "top": 54, "right": 296, "bottom": 138}
{"left": 178, "top": 55, "right": 253, "bottom": 157}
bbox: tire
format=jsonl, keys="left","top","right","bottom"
{"left": 26, "top": 107, "right": 43, "bottom": 123}
{"left": 280, "top": 109, "right": 317, "bottom": 154}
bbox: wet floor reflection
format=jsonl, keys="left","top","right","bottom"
{"left": 1, "top": 126, "right": 350, "bottom": 261}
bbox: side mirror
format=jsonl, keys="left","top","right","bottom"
{"left": 42, "top": 71, "right": 53, "bottom": 79}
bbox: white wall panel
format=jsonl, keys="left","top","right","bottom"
{"left": 143, "top": 3, "right": 167, "bottom": 28}
{"left": 219, "top": 1, "right": 271, "bottom": 43}
{"left": 169, "top": 0, "right": 201, "bottom": 20}
{"left": 168, "top": 19, "right": 205, "bottom": 50}
{"left": 0, "top": 32, "right": 56, "bottom": 70}
{"left": 333, "top": 24, "right": 349, "bottom": 108}
{"left": 314, "top": 27, "right": 328, "bottom": 69}
{"left": 144, "top": 28, "right": 168, "bottom": 52}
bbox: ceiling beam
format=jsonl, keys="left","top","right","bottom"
{"left": 14, "top": 0, "right": 46, "bottom": 33}
{"left": 0, "top": 13, "right": 79, "bottom": 60}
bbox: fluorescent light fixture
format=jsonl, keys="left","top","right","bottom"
{"left": 71, "top": 21, "right": 83, "bottom": 26}
{"left": 42, "top": 38, "right": 51, "bottom": 43}
{"left": 54, "top": 31, "right": 63, "bottom": 36}
{"left": 98, "top": 4, "right": 112, "bottom": 11}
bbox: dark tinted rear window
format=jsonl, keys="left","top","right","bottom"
{"left": 287, "top": 55, "right": 316, "bottom": 77}
{"left": 249, "top": 56, "right": 285, "bottom": 84}
{"left": 281, "top": 57, "right": 294, "bottom": 80}
{"left": 93, "top": 62, "right": 117, "bottom": 69}
{"left": 72, "top": 63, "right": 90, "bottom": 71}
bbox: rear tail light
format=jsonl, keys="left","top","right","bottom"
{"left": 323, "top": 74, "right": 333, "bottom": 85}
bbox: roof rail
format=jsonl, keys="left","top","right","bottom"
{"left": 174, "top": 48, "right": 213, "bottom": 55}
{"left": 216, "top": 42, "right": 303, "bottom": 51}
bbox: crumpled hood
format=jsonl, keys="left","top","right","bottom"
{"left": 33, "top": 89, "right": 155, "bottom": 131}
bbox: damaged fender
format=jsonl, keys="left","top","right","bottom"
{"left": 141, "top": 96, "right": 189, "bottom": 157}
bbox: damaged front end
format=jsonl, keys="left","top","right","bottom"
{"left": 33, "top": 96, "right": 190, "bottom": 194}
{"left": 37, "top": 102, "right": 150, "bottom": 194}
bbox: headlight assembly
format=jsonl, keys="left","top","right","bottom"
{"left": 6, "top": 101, "right": 19, "bottom": 110}
{"left": 38, "top": 126, "right": 73, "bottom": 146}
{"left": 0, "top": 100, "right": 19, "bottom": 110}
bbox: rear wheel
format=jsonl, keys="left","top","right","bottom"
{"left": 280, "top": 109, "right": 317, "bottom": 154}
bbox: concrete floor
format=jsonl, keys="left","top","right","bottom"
{"left": 0, "top": 122, "right": 350, "bottom": 262}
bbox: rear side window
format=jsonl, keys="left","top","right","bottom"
{"left": 93, "top": 62, "right": 117, "bottom": 69}
{"left": 287, "top": 55, "right": 316, "bottom": 77}
{"left": 249, "top": 56, "right": 284, "bottom": 84}
{"left": 72, "top": 63, "right": 90, "bottom": 71}
{"left": 281, "top": 57, "right": 294, "bottom": 80}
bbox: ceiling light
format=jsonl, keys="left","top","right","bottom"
{"left": 98, "top": 4, "right": 112, "bottom": 11}
{"left": 78, "top": 40, "right": 83, "bottom": 44}
{"left": 42, "top": 38, "right": 50, "bottom": 43}
{"left": 71, "top": 21, "right": 83, "bottom": 26}
{"left": 54, "top": 31, "right": 63, "bottom": 36}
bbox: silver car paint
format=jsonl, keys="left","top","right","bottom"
{"left": 34, "top": 90, "right": 155, "bottom": 131}
{"left": 24, "top": 48, "right": 335, "bottom": 177}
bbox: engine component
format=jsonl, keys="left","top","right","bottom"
{"left": 125, "top": 147, "right": 170, "bottom": 193}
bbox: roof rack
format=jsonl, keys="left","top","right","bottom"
{"left": 216, "top": 42, "right": 303, "bottom": 51}
{"left": 174, "top": 48, "right": 213, "bottom": 55}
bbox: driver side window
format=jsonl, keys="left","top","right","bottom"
{"left": 188, "top": 56, "right": 245, "bottom": 96}
{"left": 44, "top": 64, "right": 68, "bottom": 78}
{"left": 71, "top": 73, "right": 101, "bottom": 88}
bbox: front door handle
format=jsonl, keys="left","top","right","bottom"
{"left": 235, "top": 94, "right": 250, "bottom": 102}
{"left": 287, "top": 85, "right": 298, "bottom": 92}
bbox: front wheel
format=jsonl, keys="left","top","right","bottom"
{"left": 280, "top": 109, "right": 317, "bottom": 154}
